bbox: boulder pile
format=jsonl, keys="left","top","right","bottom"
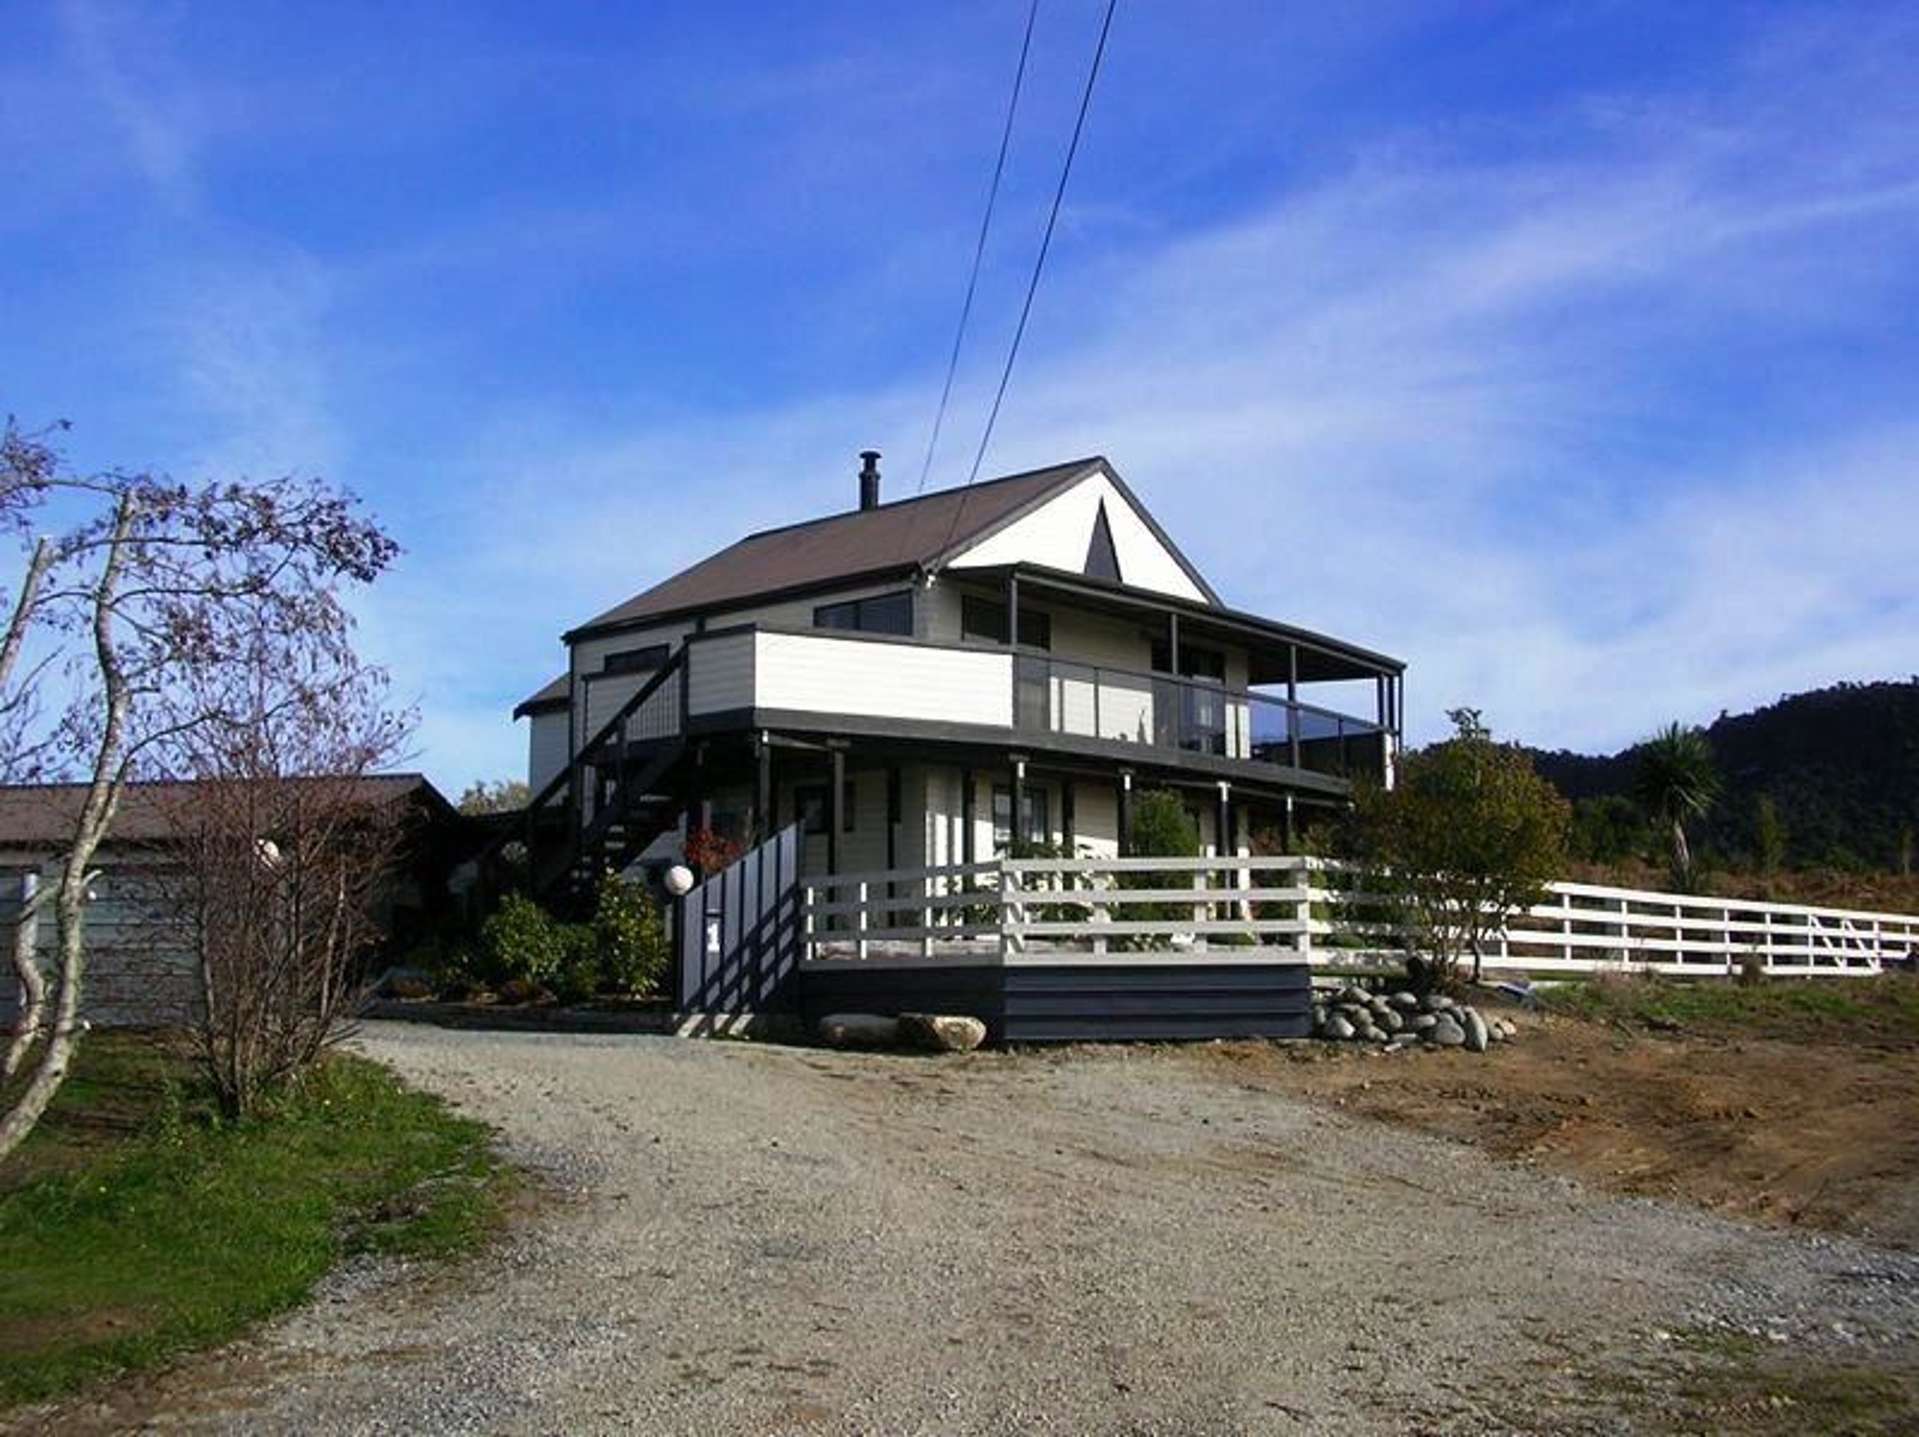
{"left": 1311, "top": 985, "right": 1516, "bottom": 1052}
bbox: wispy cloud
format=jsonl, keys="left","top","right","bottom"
{"left": 8, "top": 3, "right": 1916, "bottom": 794}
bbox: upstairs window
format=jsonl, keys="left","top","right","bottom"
{"left": 961, "top": 595, "right": 1052, "bottom": 650}
{"left": 813, "top": 591, "right": 913, "bottom": 636}
{"left": 1150, "top": 639, "right": 1226, "bottom": 681}
{"left": 603, "top": 643, "right": 669, "bottom": 675}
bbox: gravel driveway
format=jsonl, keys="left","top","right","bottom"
{"left": 53, "top": 1023, "right": 1919, "bottom": 1434}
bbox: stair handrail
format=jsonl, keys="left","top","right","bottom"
{"left": 475, "top": 644, "right": 691, "bottom": 873}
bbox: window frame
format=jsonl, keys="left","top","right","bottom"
{"left": 991, "top": 784, "right": 1050, "bottom": 849}
{"left": 602, "top": 642, "right": 670, "bottom": 675}
{"left": 794, "top": 780, "right": 858, "bottom": 836}
{"left": 812, "top": 590, "right": 914, "bottom": 637}
{"left": 961, "top": 595, "right": 1051, "bottom": 651}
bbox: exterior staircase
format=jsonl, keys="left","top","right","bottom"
{"left": 477, "top": 646, "right": 693, "bottom": 916}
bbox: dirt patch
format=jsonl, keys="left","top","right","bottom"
{"left": 1178, "top": 1013, "right": 1919, "bottom": 1247}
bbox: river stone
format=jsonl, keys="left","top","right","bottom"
{"left": 1388, "top": 991, "right": 1419, "bottom": 1010}
{"left": 1338, "top": 985, "right": 1368, "bottom": 1005}
{"left": 1378, "top": 1008, "right": 1404, "bottom": 1033}
{"left": 1429, "top": 1016, "right": 1466, "bottom": 1047}
{"left": 1326, "top": 1014, "right": 1356, "bottom": 1040}
{"left": 898, "top": 1012, "right": 988, "bottom": 1053}
{"left": 817, "top": 1012, "right": 900, "bottom": 1048}
{"left": 1461, "top": 1008, "right": 1489, "bottom": 1053}
{"left": 1410, "top": 1013, "right": 1438, "bottom": 1032}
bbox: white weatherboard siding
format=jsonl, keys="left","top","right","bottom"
{"left": 945, "top": 473, "right": 1211, "bottom": 605}
{"left": 749, "top": 632, "right": 1013, "bottom": 726}
{"left": 528, "top": 710, "right": 569, "bottom": 793}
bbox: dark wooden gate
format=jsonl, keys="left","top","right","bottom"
{"left": 675, "top": 822, "right": 803, "bottom": 1021}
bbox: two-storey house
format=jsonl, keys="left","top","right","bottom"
{"left": 512, "top": 454, "right": 1403, "bottom": 904}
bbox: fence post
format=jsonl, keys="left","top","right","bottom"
{"left": 856, "top": 880, "right": 869, "bottom": 961}
{"left": 802, "top": 883, "right": 815, "bottom": 961}
{"left": 920, "top": 876, "right": 934, "bottom": 961}
{"left": 1763, "top": 909, "right": 1775, "bottom": 974}
{"left": 1560, "top": 887, "right": 1572, "bottom": 966}
{"left": 1293, "top": 858, "right": 1313, "bottom": 962}
{"left": 998, "top": 863, "right": 1020, "bottom": 958}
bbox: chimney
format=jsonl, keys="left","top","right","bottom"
{"left": 858, "top": 450, "right": 882, "bottom": 511}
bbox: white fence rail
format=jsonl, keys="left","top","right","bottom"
{"left": 800, "top": 856, "right": 1919, "bottom": 977}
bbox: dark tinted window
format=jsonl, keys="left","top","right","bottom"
{"left": 962, "top": 595, "right": 1051, "bottom": 650}
{"left": 992, "top": 785, "right": 1049, "bottom": 848}
{"left": 604, "top": 644, "right": 669, "bottom": 675}
{"left": 795, "top": 781, "right": 857, "bottom": 835}
{"left": 813, "top": 591, "right": 913, "bottom": 636}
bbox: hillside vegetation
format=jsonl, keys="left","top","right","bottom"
{"left": 1526, "top": 679, "right": 1919, "bottom": 878}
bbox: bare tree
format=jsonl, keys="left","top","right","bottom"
{"left": 151, "top": 658, "right": 412, "bottom": 1118}
{"left": 0, "top": 419, "right": 397, "bottom": 1161}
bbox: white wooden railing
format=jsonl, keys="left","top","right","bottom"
{"left": 800, "top": 856, "right": 1919, "bottom": 976}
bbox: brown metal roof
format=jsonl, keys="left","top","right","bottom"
{"left": 0, "top": 774, "right": 450, "bottom": 850}
{"left": 567, "top": 457, "right": 1103, "bottom": 638}
{"left": 513, "top": 673, "right": 569, "bottom": 718}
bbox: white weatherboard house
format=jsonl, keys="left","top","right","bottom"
{"left": 512, "top": 454, "right": 1404, "bottom": 907}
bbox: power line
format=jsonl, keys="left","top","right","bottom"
{"left": 937, "top": 0, "right": 1119, "bottom": 561}
{"left": 914, "top": 0, "right": 1041, "bottom": 499}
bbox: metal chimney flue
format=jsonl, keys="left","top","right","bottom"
{"left": 858, "top": 450, "right": 882, "bottom": 511}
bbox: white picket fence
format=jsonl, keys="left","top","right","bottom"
{"left": 800, "top": 855, "right": 1919, "bottom": 977}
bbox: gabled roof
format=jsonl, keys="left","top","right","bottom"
{"left": 0, "top": 774, "right": 454, "bottom": 850}
{"left": 514, "top": 673, "right": 569, "bottom": 719}
{"left": 567, "top": 458, "right": 1112, "bottom": 639}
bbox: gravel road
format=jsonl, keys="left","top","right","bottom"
{"left": 52, "top": 1023, "right": 1919, "bottom": 1434}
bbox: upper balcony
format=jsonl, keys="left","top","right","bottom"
{"left": 586, "top": 624, "right": 1394, "bottom": 789}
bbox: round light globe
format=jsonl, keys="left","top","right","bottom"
{"left": 663, "top": 864, "right": 696, "bottom": 897}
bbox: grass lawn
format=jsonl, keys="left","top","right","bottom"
{"left": 0, "top": 1031, "right": 511, "bottom": 1410}
{"left": 1549, "top": 972, "right": 1919, "bottom": 1045}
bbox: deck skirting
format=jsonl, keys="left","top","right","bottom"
{"left": 799, "top": 958, "right": 1312, "bottom": 1044}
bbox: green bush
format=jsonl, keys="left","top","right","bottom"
{"left": 550, "top": 923, "right": 601, "bottom": 1004}
{"left": 477, "top": 893, "right": 565, "bottom": 987}
{"left": 1118, "top": 789, "right": 1203, "bottom": 951}
{"left": 594, "top": 872, "right": 670, "bottom": 997}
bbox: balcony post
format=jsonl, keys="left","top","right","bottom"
{"left": 1010, "top": 756, "right": 1027, "bottom": 852}
{"left": 1117, "top": 769, "right": 1134, "bottom": 856}
{"left": 828, "top": 747, "right": 845, "bottom": 878}
{"left": 754, "top": 731, "right": 772, "bottom": 841}
{"left": 961, "top": 767, "right": 976, "bottom": 865}
{"left": 1062, "top": 777, "right": 1076, "bottom": 854}
{"left": 1287, "top": 645, "right": 1301, "bottom": 770}
{"left": 1284, "top": 793, "right": 1296, "bottom": 853}
{"left": 1168, "top": 612, "right": 1183, "bottom": 750}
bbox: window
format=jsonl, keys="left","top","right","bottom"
{"left": 1150, "top": 638, "right": 1225, "bottom": 680}
{"left": 961, "top": 595, "right": 1051, "bottom": 650}
{"left": 795, "top": 780, "right": 857, "bottom": 835}
{"left": 992, "top": 785, "right": 1049, "bottom": 849}
{"left": 813, "top": 591, "right": 913, "bottom": 636}
{"left": 603, "top": 643, "right": 669, "bottom": 675}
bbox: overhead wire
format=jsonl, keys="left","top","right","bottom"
{"left": 913, "top": 0, "right": 1042, "bottom": 500}
{"left": 932, "top": 0, "right": 1120, "bottom": 565}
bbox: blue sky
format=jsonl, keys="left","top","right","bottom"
{"left": 6, "top": 1, "right": 1917, "bottom": 793}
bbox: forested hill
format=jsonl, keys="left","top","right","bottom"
{"left": 1523, "top": 679, "right": 1919, "bottom": 871}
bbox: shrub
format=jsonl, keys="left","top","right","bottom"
{"left": 550, "top": 924, "right": 601, "bottom": 1004}
{"left": 478, "top": 893, "right": 565, "bottom": 987}
{"left": 1345, "top": 708, "right": 1570, "bottom": 989}
{"left": 1118, "top": 789, "right": 1203, "bottom": 951}
{"left": 594, "top": 873, "right": 670, "bottom": 997}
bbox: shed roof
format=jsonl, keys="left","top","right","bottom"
{"left": 0, "top": 773, "right": 451, "bottom": 851}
